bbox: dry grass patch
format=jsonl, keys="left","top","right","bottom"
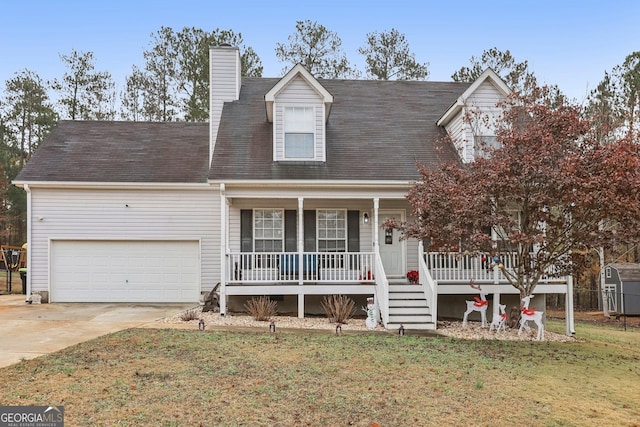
{"left": 0, "top": 321, "right": 638, "bottom": 426}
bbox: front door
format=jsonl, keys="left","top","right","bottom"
{"left": 378, "top": 211, "right": 405, "bottom": 278}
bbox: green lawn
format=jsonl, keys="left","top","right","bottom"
{"left": 1, "top": 320, "right": 638, "bottom": 426}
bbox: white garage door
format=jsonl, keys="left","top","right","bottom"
{"left": 50, "top": 240, "right": 200, "bottom": 303}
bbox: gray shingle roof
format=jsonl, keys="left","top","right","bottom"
{"left": 16, "top": 78, "right": 470, "bottom": 185}
{"left": 15, "top": 121, "right": 209, "bottom": 183}
{"left": 209, "top": 78, "right": 470, "bottom": 181}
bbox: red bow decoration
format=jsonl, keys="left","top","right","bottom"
{"left": 473, "top": 296, "right": 488, "bottom": 307}
{"left": 521, "top": 307, "right": 536, "bottom": 316}
{"left": 501, "top": 312, "right": 508, "bottom": 320}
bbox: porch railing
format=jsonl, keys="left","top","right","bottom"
{"left": 425, "top": 252, "right": 568, "bottom": 284}
{"left": 227, "top": 252, "right": 376, "bottom": 284}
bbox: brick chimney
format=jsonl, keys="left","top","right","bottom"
{"left": 209, "top": 45, "right": 241, "bottom": 164}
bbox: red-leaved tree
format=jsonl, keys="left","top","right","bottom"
{"left": 392, "top": 87, "right": 640, "bottom": 300}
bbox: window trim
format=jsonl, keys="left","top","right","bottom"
{"left": 316, "top": 209, "right": 347, "bottom": 253}
{"left": 283, "top": 105, "right": 316, "bottom": 160}
{"left": 253, "top": 208, "right": 284, "bottom": 252}
{"left": 473, "top": 134, "right": 499, "bottom": 159}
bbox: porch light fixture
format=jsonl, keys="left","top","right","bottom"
{"left": 363, "top": 212, "right": 370, "bottom": 224}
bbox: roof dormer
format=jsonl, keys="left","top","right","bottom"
{"left": 436, "top": 68, "right": 511, "bottom": 163}
{"left": 265, "top": 65, "right": 333, "bottom": 162}
{"left": 265, "top": 64, "right": 333, "bottom": 122}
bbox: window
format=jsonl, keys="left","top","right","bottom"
{"left": 254, "top": 209, "right": 283, "bottom": 252}
{"left": 284, "top": 106, "right": 314, "bottom": 159}
{"left": 317, "top": 210, "right": 346, "bottom": 252}
{"left": 474, "top": 135, "right": 499, "bottom": 159}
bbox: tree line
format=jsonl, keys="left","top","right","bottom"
{"left": 0, "top": 20, "right": 639, "bottom": 246}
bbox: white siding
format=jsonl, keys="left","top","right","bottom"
{"left": 210, "top": 47, "right": 240, "bottom": 159}
{"left": 273, "top": 76, "right": 325, "bottom": 161}
{"left": 210, "top": 47, "right": 240, "bottom": 102}
{"left": 467, "top": 80, "right": 505, "bottom": 110}
{"left": 466, "top": 80, "right": 504, "bottom": 133}
{"left": 444, "top": 113, "right": 474, "bottom": 163}
{"left": 29, "top": 187, "right": 219, "bottom": 295}
{"left": 360, "top": 214, "right": 373, "bottom": 253}
{"left": 444, "top": 80, "right": 505, "bottom": 163}
{"left": 229, "top": 205, "right": 241, "bottom": 252}
{"left": 277, "top": 76, "right": 324, "bottom": 103}
{"left": 274, "top": 103, "right": 284, "bottom": 160}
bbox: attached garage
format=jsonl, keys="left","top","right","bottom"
{"left": 50, "top": 240, "right": 200, "bottom": 303}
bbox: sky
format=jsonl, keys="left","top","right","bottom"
{"left": 1, "top": 0, "right": 638, "bottom": 103}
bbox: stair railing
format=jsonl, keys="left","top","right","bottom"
{"left": 373, "top": 252, "right": 389, "bottom": 327}
{"left": 418, "top": 241, "right": 437, "bottom": 325}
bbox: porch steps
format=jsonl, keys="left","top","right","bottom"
{"left": 387, "top": 284, "right": 435, "bottom": 330}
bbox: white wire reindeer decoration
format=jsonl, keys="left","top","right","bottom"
{"left": 518, "top": 295, "right": 545, "bottom": 340}
{"left": 462, "top": 279, "right": 489, "bottom": 327}
{"left": 489, "top": 304, "right": 508, "bottom": 332}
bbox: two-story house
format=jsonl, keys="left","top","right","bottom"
{"left": 14, "top": 46, "right": 574, "bottom": 333}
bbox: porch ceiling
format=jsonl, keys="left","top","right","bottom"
{"left": 217, "top": 183, "right": 411, "bottom": 200}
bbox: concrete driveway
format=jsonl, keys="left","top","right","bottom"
{"left": 0, "top": 294, "right": 193, "bottom": 368}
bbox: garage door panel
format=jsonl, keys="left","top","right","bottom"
{"left": 143, "top": 258, "right": 163, "bottom": 269}
{"left": 92, "top": 272, "right": 109, "bottom": 283}
{"left": 51, "top": 240, "right": 200, "bottom": 303}
{"left": 181, "top": 257, "right": 198, "bottom": 268}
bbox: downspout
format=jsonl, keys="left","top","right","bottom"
{"left": 219, "top": 183, "right": 227, "bottom": 315}
{"left": 24, "top": 184, "right": 32, "bottom": 300}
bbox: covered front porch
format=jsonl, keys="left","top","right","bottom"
{"left": 216, "top": 184, "right": 411, "bottom": 321}
{"left": 215, "top": 184, "right": 575, "bottom": 335}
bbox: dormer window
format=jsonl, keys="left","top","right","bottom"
{"left": 284, "top": 106, "right": 315, "bottom": 159}
{"left": 265, "top": 64, "right": 333, "bottom": 163}
{"left": 474, "top": 135, "right": 499, "bottom": 159}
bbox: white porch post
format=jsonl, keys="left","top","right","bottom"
{"left": 566, "top": 275, "right": 575, "bottom": 335}
{"left": 598, "top": 247, "right": 609, "bottom": 317}
{"left": 373, "top": 198, "right": 380, "bottom": 250}
{"left": 219, "top": 183, "right": 227, "bottom": 316}
{"left": 373, "top": 198, "right": 382, "bottom": 324}
{"left": 491, "top": 225, "right": 499, "bottom": 284}
{"left": 297, "top": 197, "right": 304, "bottom": 318}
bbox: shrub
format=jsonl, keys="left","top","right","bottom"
{"left": 244, "top": 296, "right": 278, "bottom": 321}
{"left": 180, "top": 308, "right": 200, "bottom": 321}
{"left": 321, "top": 295, "right": 356, "bottom": 324}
